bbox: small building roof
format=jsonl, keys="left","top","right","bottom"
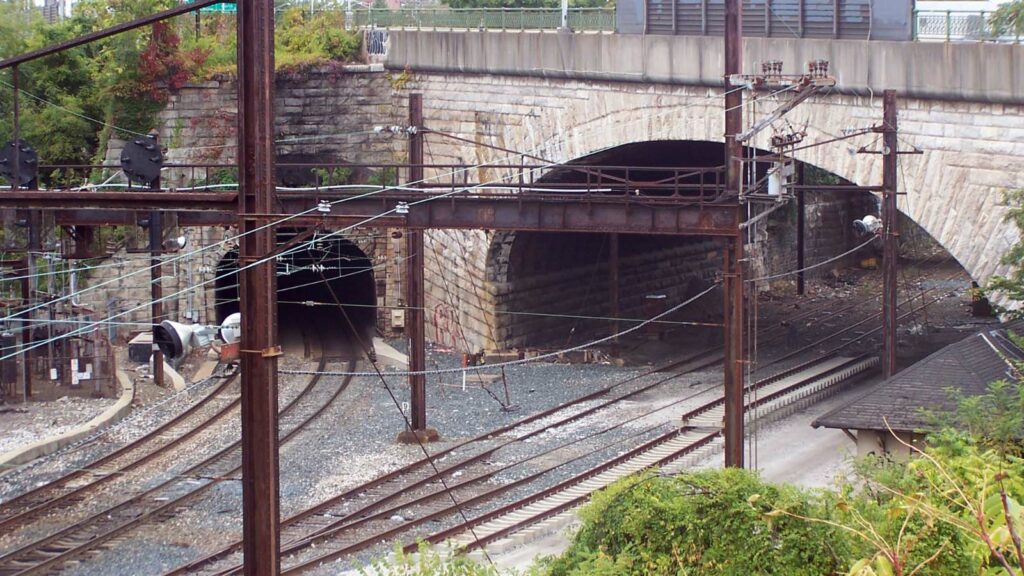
{"left": 813, "top": 328, "right": 1023, "bottom": 433}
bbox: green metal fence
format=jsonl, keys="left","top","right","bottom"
{"left": 349, "top": 8, "right": 616, "bottom": 32}
{"left": 913, "top": 10, "right": 1021, "bottom": 43}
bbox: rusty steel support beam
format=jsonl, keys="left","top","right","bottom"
{"left": 796, "top": 162, "right": 806, "bottom": 296}
{"left": 881, "top": 90, "right": 899, "bottom": 379}
{"left": 150, "top": 211, "right": 164, "bottom": 388}
{"left": 405, "top": 93, "right": 430, "bottom": 436}
{"left": 12, "top": 66, "right": 20, "bottom": 189}
{"left": 609, "top": 232, "right": 620, "bottom": 356}
{"left": 237, "top": 0, "right": 281, "bottom": 574}
{"left": 0, "top": 191, "right": 237, "bottom": 211}
{"left": 723, "top": 0, "right": 745, "bottom": 469}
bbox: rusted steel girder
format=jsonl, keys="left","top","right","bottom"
{"left": 881, "top": 90, "right": 899, "bottom": 379}
{"left": 0, "top": 191, "right": 237, "bottom": 211}
{"left": 406, "top": 94, "right": 429, "bottom": 434}
{"left": 723, "top": 0, "right": 745, "bottom": 469}
{"left": 40, "top": 196, "right": 739, "bottom": 235}
{"left": 236, "top": 0, "right": 280, "bottom": 574}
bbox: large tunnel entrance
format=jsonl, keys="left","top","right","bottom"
{"left": 485, "top": 140, "right": 895, "bottom": 349}
{"left": 215, "top": 231, "right": 377, "bottom": 346}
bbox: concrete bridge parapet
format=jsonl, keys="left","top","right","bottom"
{"left": 385, "top": 31, "right": 1024, "bottom": 105}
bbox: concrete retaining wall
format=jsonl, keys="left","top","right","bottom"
{"left": 0, "top": 357, "right": 135, "bottom": 469}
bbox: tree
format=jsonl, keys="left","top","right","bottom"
{"left": 442, "top": 0, "right": 611, "bottom": 10}
{"left": 990, "top": 1, "right": 1024, "bottom": 38}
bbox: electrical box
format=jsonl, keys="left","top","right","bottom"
{"left": 391, "top": 309, "right": 406, "bottom": 328}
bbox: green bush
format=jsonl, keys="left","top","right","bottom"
{"left": 544, "top": 469, "right": 852, "bottom": 576}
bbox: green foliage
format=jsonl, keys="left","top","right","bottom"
{"left": 990, "top": 0, "right": 1024, "bottom": 37}
{"left": 369, "top": 166, "right": 398, "bottom": 187}
{"left": 183, "top": 8, "right": 361, "bottom": 77}
{"left": 276, "top": 8, "right": 361, "bottom": 69}
{"left": 312, "top": 166, "right": 353, "bottom": 186}
{"left": 544, "top": 469, "right": 851, "bottom": 576}
{"left": 986, "top": 189, "right": 1024, "bottom": 315}
{"left": 924, "top": 379, "right": 1024, "bottom": 457}
{"left": 358, "top": 541, "right": 502, "bottom": 576}
{"left": 0, "top": 1, "right": 361, "bottom": 187}
{"left": 443, "top": 0, "right": 611, "bottom": 9}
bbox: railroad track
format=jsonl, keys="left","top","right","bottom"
{"left": 0, "top": 348, "right": 354, "bottom": 576}
{"left": 0, "top": 369, "right": 241, "bottom": 534}
{"left": 276, "top": 354, "right": 877, "bottom": 574}
{"left": 164, "top": 352, "right": 873, "bottom": 575}
{"left": 164, "top": 347, "right": 732, "bottom": 576}
{"left": 163, "top": 266, "right": 956, "bottom": 575}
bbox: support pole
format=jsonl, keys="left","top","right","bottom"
{"left": 723, "top": 0, "right": 745, "bottom": 469}
{"left": 881, "top": 90, "right": 899, "bottom": 379}
{"left": 12, "top": 65, "right": 20, "bottom": 189}
{"left": 18, "top": 257, "right": 31, "bottom": 401}
{"left": 150, "top": 210, "right": 163, "bottom": 387}
{"left": 609, "top": 232, "right": 619, "bottom": 356}
{"left": 23, "top": 212, "right": 41, "bottom": 399}
{"left": 796, "top": 161, "right": 806, "bottom": 296}
{"left": 237, "top": 0, "right": 281, "bottom": 573}
{"left": 400, "top": 93, "right": 436, "bottom": 442}
{"left": 150, "top": 135, "right": 164, "bottom": 388}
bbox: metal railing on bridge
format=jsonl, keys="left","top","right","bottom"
{"left": 349, "top": 7, "right": 616, "bottom": 32}
{"left": 913, "top": 10, "right": 1021, "bottom": 43}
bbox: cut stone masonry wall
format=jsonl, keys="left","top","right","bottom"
{"left": 74, "top": 66, "right": 972, "bottom": 352}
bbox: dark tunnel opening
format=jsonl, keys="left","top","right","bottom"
{"left": 489, "top": 140, "right": 884, "bottom": 349}
{"left": 215, "top": 232, "right": 376, "bottom": 344}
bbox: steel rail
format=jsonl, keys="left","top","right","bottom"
{"left": 264, "top": 264, "right": 958, "bottom": 570}
{"left": 0, "top": 350, "right": 341, "bottom": 576}
{"left": 166, "top": 259, "right": 959, "bottom": 575}
{"left": 161, "top": 346, "right": 729, "bottom": 575}
{"left": 276, "top": 354, "right": 874, "bottom": 573}
{"left": 0, "top": 372, "right": 240, "bottom": 533}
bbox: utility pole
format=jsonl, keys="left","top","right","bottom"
{"left": 399, "top": 93, "right": 437, "bottom": 443}
{"left": 150, "top": 134, "right": 164, "bottom": 389}
{"left": 796, "top": 161, "right": 806, "bottom": 296}
{"left": 237, "top": 0, "right": 281, "bottom": 573}
{"left": 722, "top": 0, "right": 745, "bottom": 469}
{"left": 609, "top": 232, "right": 619, "bottom": 356}
{"left": 11, "top": 64, "right": 35, "bottom": 401}
{"left": 881, "top": 90, "right": 899, "bottom": 379}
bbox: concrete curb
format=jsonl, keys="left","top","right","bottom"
{"left": 0, "top": 361, "right": 136, "bottom": 470}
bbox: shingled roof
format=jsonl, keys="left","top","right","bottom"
{"left": 813, "top": 328, "right": 1023, "bottom": 433}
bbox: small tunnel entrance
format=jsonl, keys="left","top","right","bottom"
{"left": 215, "top": 232, "right": 376, "bottom": 345}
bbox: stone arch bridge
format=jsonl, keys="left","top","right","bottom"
{"left": 149, "top": 31, "right": 1023, "bottom": 351}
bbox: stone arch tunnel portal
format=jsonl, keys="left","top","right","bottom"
{"left": 485, "top": 140, "right": 955, "bottom": 349}
{"left": 215, "top": 231, "right": 377, "bottom": 348}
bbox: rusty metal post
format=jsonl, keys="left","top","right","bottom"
{"left": 18, "top": 257, "right": 31, "bottom": 400}
{"left": 12, "top": 65, "right": 20, "bottom": 190}
{"left": 609, "top": 232, "right": 619, "bottom": 355}
{"left": 405, "top": 93, "right": 430, "bottom": 435}
{"left": 881, "top": 90, "right": 899, "bottom": 379}
{"left": 723, "top": 0, "right": 745, "bottom": 469}
{"left": 13, "top": 64, "right": 33, "bottom": 400}
{"left": 150, "top": 209, "right": 163, "bottom": 387}
{"left": 237, "top": 0, "right": 281, "bottom": 573}
{"left": 23, "top": 212, "right": 41, "bottom": 398}
{"left": 796, "top": 161, "right": 806, "bottom": 296}
{"left": 149, "top": 133, "right": 164, "bottom": 388}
